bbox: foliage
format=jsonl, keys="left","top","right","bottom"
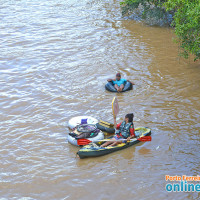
{"left": 165, "top": 0, "right": 200, "bottom": 61}
{"left": 120, "top": 0, "right": 200, "bottom": 61}
{"left": 120, "top": 0, "right": 170, "bottom": 24}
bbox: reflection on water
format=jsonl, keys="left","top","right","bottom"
{"left": 0, "top": 0, "right": 200, "bottom": 199}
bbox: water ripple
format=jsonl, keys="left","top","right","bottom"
{"left": 0, "top": 0, "right": 200, "bottom": 199}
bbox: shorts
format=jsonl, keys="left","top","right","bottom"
{"left": 114, "top": 135, "right": 127, "bottom": 143}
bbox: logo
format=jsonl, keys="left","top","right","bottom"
{"left": 165, "top": 175, "right": 200, "bottom": 192}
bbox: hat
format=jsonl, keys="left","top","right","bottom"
{"left": 116, "top": 73, "right": 121, "bottom": 77}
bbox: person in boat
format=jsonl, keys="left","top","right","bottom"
{"left": 107, "top": 73, "right": 134, "bottom": 92}
{"left": 101, "top": 113, "right": 135, "bottom": 147}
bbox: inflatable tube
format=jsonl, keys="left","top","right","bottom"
{"left": 96, "top": 123, "right": 115, "bottom": 134}
{"left": 105, "top": 81, "right": 132, "bottom": 92}
{"left": 67, "top": 130, "right": 104, "bottom": 146}
{"left": 68, "top": 116, "right": 98, "bottom": 129}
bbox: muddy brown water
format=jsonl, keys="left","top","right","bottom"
{"left": 0, "top": 0, "right": 200, "bottom": 199}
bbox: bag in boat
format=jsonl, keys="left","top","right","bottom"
{"left": 72, "top": 124, "right": 100, "bottom": 139}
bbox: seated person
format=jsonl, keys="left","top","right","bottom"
{"left": 107, "top": 73, "right": 134, "bottom": 92}
{"left": 101, "top": 113, "right": 135, "bottom": 147}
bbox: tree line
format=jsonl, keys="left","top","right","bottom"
{"left": 120, "top": 0, "right": 200, "bottom": 61}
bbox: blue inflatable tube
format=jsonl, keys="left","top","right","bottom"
{"left": 105, "top": 81, "right": 132, "bottom": 92}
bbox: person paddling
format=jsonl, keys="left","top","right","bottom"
{"left": 107, "top": 73, "right": 134, "bottom": 92}
{"left": 101, "top": 113, "right": 135, "bottom": 147}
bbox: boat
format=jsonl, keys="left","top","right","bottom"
{"left": 68, "top": 116, "right": 98, "bottom": 129}
{"left": 67, "top": 124, "right": 104, "bottom": 146}
{"left": 105, "top": 81, "right": 132, "bottom": 92}
{"left": 77, "top": 127, "right": 151, "bottom": 159}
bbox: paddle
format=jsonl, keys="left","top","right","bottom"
{"left": 112, "top": 97, "right": 119, "bottom": 119}
{"left": 77, "top": 136, "right": 151, "bottom": 146}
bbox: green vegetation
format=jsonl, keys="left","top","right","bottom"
{"left": 120, "top": 0, "right": 200, "bottom": 61}
{"left": 120, "top": 0, "right": 170, "bottom": 25}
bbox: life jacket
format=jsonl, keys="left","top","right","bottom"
{"left": 116, "top": 121, "right": 133, "bottom": 139}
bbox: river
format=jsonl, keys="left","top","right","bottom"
{"left": 0, "top": 0, "right": 200, "bottom": 199}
